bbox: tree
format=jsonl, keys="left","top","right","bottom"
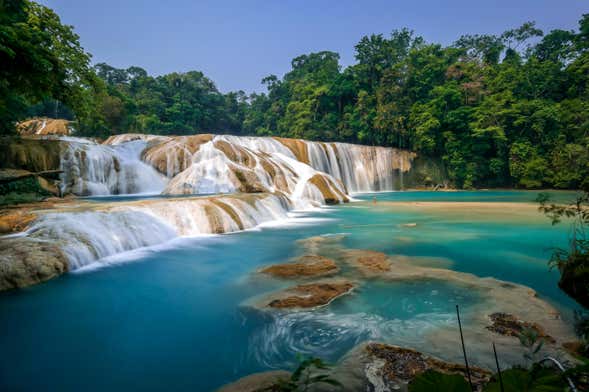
{"left": 0, "top": 0, "right": 93, "bottom": 134}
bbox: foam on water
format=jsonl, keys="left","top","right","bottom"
{"left": 60, "top": 139, "right": 167, "bottom": 196}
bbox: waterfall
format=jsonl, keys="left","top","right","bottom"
{"left": 58, "top": 134, "right": 414, "bottom": 197}
{"left": 159, "top": 136, "right": 348, "bottom": 208}
{"left": 26, "top": 210, "right": 177, "bottom": 269}
{"left": 59, "top": 138, "right": 168, "bottom": 196}
{"left": 7, "top": 133, "right": 416, "bottom": 271}
{"left": 23, "top": 194, "right": 293, "bottom": 269}
{"left": 305, "top": 142, "right": 411, "bottom": 192}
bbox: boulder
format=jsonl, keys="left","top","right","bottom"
{"left": 0, "top": 237, "right": 68, "bottom": 290}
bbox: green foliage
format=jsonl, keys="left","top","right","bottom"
{"left": 5, "top": 2, "right": 589, "bottom": 190}
{"left": 538, "top": 191, "right": 589, "bottom": 308}
{"left": 241, "top": 16, "right": 589, "bottom": 189}
{"left": 265, "top": 356, "right": 341, "bottom": 392}
{"left": 0, "top": 192, "right": 43, "bottom": 206}
{"left": 563, "top": 359, "right": 589, "bottom": 390}
{"left": 408, "top": 370, "right": 470, "bottom": 392}
{"left": 0, "top": 0, "right": 95, "bottom": 134}
{"left": 518, "top": 326, "right": 545, "bottom": 363}
{"left": 484, "top": 365, "right": 566, "bottom": 392}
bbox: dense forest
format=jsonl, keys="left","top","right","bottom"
{"left": 1, "top": 0, "right": 588, "bottom": 189}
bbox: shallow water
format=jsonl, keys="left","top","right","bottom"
{"left": 0, "top": 190, "right": 578, "bottom": 391}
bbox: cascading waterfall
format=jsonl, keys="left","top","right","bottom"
{"left": 26, "top": 210, "right": 178, "bottom": 269}
{"left": 62, "top": 133, "right": 414, "bottom": 198}
{"left": 23, "top": 194, "right": 293, "bottom": 269}
{"left": 59, "top": 138, "right": 168, "bottom": 196}
{"left": 306, "top": 142, "right": 402, "bottom": 192}
{"left": 158, "top": 136, "right": 349, "bottom": 208}
{"left": 14, "top": 133, "right": 415, "bottom": 271}
{"left": 182, "top": 135, "right": 415, "bottom": 193}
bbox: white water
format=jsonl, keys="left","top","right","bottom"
{"left": 24, "top": 194, "right": 295, "bottom": 269}
{"left": 214, "top": 135, "right": 413, "bottom": 192}
{"left": 59, "top": 139, "right": 168, "bottom": 196}
{"left": 23, "top": 134, "right": 414, "bottom": 270}
{"left": 160, "top": 136, "right": 348, "bottom": 208}
{"left": 249, "top": 310, "right": 456, "bottom": 367}
{"left": 26, "top": 210, "right": 177, "bottom": 269}
{"left": 304, "top": 141, "right": 411, "bottom": 192}
{"left": 59, "top": 134, "right": 413, "bottom": 197}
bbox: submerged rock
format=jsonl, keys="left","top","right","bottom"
{"left": 486, "top": 312, "right": 555, "bottom": 343}
{"left": 296, "top": 234, "right": 347, "bottom": 255}
{"left": 216, "top": 370, "right": 291, "bottom": 392}
{"left": 266, "top": 280, "right": 355, "bottom": 309}
{"left": 260, "top": 255, "right": 339, "bottom": 279}
{"left": 364, "top": 343, "right": 491, "bottom": 391}
{"left": 341, "top": 249, "right": 391, "bottom": 275}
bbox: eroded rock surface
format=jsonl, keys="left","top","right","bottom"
{"left": 0, "top": 238, "right": 68, "bottom": 290}
{"left": 342, "top": 249, "right": 391, "bottom": 275}
{"left": 17, "top": 118, "right": 73, "bottom": 136}
{"left": 266, "top": 280, "right": 355, "bottom": 309}
{"left": 0, "top": 208, "right": 37, "bottom": 234}
{"left": 261, "top": 255, "right": 338, "bottom": 279}
{"left": 364, "top": 343, "right": 491, "bottom": 391}
{"left": 308, "top": 174, "right": 349, "bottom": 204}
{"left": 486, "top": 312, "right": 555, "bottom": 343}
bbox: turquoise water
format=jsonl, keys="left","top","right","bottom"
{"left": 0, "top": 191, "right": 578, "bottom": 391}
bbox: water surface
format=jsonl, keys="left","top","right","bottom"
{"left": 0, "top": 190, "right": 577, "bottom": 391}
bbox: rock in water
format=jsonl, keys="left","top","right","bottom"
{"left": 364, "top": 343, "right": 491, "bottom": 390}
{"left": 266, "top": 280, "right": 355, "bottom": 309}
{"left": 260, "top": 255, "right": 339, "bottom": 278}
{"left": 486, "top": 312, "right": 555, "bottom": 343}
{"left": 0, "top": 238, "right": 68, "bottom": 290}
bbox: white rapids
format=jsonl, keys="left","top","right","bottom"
{"left": 13, "top": 133, "right": 416, "bottom": 270}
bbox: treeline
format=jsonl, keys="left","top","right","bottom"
{"left": 2, "top": 1, "right": 588, "bottom": 189}
{"left": 241, "top": 21, "right": 589, "bottom": 189}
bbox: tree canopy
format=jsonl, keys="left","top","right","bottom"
{"left": 1, "top": 1, "right": 588, "bottom": 189}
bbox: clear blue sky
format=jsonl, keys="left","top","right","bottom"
{"left": 41, "top": 0, "right": 588, "bottom": 93}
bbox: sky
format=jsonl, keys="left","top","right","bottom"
{"left": 41, "top": 0, "right": 588, "bottom": 93}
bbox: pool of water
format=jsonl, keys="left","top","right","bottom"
{"left": 0, "top": 190, "right": 578, "bottom": 391}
